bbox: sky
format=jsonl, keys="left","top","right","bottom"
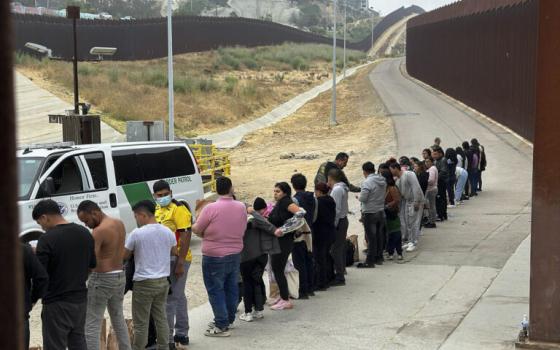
{"left": 369, "top": 0, "right": 457, "bottom": 15}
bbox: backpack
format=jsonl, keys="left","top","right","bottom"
{"left": 345, "top": 239, "right": 355, "bottom": 267}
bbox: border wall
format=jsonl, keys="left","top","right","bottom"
{"left": 406, "top": 0, "right": 537, "bottom": 141}
{"left": 12, "top": 5, "right": 423, "bottom": 61}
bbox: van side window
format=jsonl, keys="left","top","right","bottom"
{"left": 113, "top": 147, "right": 195, "bottom": 186}
{"left": 84, "top": 152, "right": 108, "bottom": 190}
{"left": 37, "top": 156, "right": 84, "bottom": 198}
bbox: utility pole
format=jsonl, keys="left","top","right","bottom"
{"left": 343, "top": 0, "right": 347, "bottom": 78}
{"left": 331, "top": 0, "right": 337, "bottom": 126}
{"left": 67, "top": 6, "right": 80, "bottom": 115}
{"left": 167, "top": 0, "right": 174, "bottom": 141}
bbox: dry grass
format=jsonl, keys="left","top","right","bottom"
{"left": 229, "top": 61, "right": 396, "bottom": 203}
{"left": 15, "top": 43, "right": 366, "bottom": 137}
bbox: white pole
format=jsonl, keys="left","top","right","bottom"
{"left": 167, "top": 0, "right": 175, "bottom": 141}
{"left": 330, "top": 0, "right": 337, "bottom": 126}
{"left": 371, "top": 8, "right": 374, "bottom": 55}
{"left": 343, "top": 0, "right": 347, "bottom": 78}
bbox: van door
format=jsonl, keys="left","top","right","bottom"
{"left": 30, "top": 150, "right": 111, "bottom": 225}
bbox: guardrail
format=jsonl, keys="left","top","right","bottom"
{"left": 189, "top": 143, "right": 230, "bottom": 193}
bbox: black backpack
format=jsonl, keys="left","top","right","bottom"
{"left": 345, "top": 240, "right": 355, "bottom": 267}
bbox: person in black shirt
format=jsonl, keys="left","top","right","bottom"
{"left": 314, "top": 152, "right": 360, "bottom": 192}
{"left": 22, "top": 243, "right": 48, "bottom": 350}
{"left": 290, "top": 173, "right": 316, "bottom": 299}
{"left": 268, "top": 182, "right": 302, "bottom": 311}
{"left": 432, "top": 147, "right": 449, "bottom": 221}
{"left": 312, "top": 182, "right": 336, "bottom": 291}
{"left": 413, "top": 160, "right": 429, "bottom": 195}
{"left": 33, "top": 199, "right": 96, "bottom": 350}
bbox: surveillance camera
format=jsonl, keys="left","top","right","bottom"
{"left": 24, "top": 42, "right": 52, "bottom": 58}
{"left": 90, "top": 47, "right": 117, "bottom": 61}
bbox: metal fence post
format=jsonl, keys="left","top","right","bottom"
{"left": 529, "top": 0, "right": 560, "bottom": 344}
{"left": 0, "top": 1, "right": 23, "bottom": 349}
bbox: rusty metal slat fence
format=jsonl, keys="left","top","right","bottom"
{"left": 406, "top": 0, "right": 538, "bottom": 142}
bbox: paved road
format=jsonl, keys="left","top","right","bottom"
{"left": 186, "top": 58, "right": 533, "bottom": 349}
{"left": 15, "top": 72, "right": 124, "bottom": 146}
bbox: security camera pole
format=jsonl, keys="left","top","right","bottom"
{"left": 330, "top": 0, "right": 337, "bottom": 126}
{"left": 167, "top": 0, "right": 175, "bottom": 141}
{"left": 67, "top": 6, "right": 80, "bottom": 115}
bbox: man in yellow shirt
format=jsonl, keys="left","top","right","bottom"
{"left": 153, "top": 180, "right": 193, "bottom": 348}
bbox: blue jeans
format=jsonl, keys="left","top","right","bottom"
{"left": 202, "top": 254, "right": 240, "bottom": 330}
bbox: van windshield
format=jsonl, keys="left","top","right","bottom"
{"left": 19, "top": 157, "right": 44, "bottom": 200}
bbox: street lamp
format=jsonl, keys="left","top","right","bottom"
{"left": 167, "top": 0, "right": 175, "bottom": 141}
{"left": 24, "top": 42, "right": 52, "bottom": 58}
{"left": 89, "top": 47, "right": 117, "bottom": 61}
{"left": 331, "top": 0, "right": 337, "bottom": 126}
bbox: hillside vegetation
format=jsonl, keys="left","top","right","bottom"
{"left": 16, "top": 43, "right": 366, "bottom": 137}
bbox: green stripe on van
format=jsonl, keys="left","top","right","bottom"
{"left": 122, "top": 182, "right": 153, "bottom": 208}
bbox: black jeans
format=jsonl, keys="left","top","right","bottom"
{"left": 447, "top": 174, "right": 456, "bottom": 205}
{"left": 270, "top": 233, "right": 294, "bottom": 300}
{"left": 240, "top": 254, "right": 268, "bottom": 313}
{"left": 386, "top": 230, "right": 403, "bottom": 256}
{"left": 363, "top": 211, "right": 385, "bottom": 264}
{"left": 331, "top": 217, "right": 349, "bottom": 282}
{"left": 436, "top": 178, "right": 448, "bottom": 220}
{"left": 292, "top": 240, "right": 314, "bottom": 296}
{"left": 313, "top": 240, "right": 332, "bottom": 289}
{"left": 42, "top": 300, "right": 87, "bottom": 350}
{"left": 24, "top": 316, "right": 30, "bottom": 350}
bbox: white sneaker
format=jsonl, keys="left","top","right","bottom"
{"left": 406, "top": 244, "right": 417, "bottom": 252}
{"left": 397, "top": 254, "right": 404, "bottom": 261}
{"left": 386, "top": 254, "right": 394, "bottom": 261}
{"left": 252, "top": 310, "right": 264, "bottom": 319}
{"left": 447, "top": 205, "right": 456, "bottom": 209}
{"left": 402, "top": 242, "right": 410, "bottom": 250}
{"left": 239, "top": 312, "right": 253, "bottom": 322}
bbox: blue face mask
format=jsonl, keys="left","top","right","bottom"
{"left": 155, "top": 195, "right": 172, "bottom": 207}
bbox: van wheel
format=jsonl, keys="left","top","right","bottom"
{"left": 19, "top": 231, "right": 43, "bottom": 243}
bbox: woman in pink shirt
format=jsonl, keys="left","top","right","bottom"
{"left": 193, "top": 177, "right": 247, "bottom": 338}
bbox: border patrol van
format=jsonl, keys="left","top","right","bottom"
{"left": 18, "top": 141, "right": 204, "bottom": 242}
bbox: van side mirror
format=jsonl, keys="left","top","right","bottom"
{"left": 39, "top": 177, "right": 55, "bottom": 196}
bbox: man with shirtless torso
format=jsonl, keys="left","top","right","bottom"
{"left": 78, "top": 200, "right": 132, "bottom": 350}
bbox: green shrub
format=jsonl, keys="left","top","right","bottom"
{"left": 242, "top": 57, "right": 260, "bottom": 70}
{"left": 218, "top": 53, "right": 240, "bottom": 70}
{"left": 142, "top": 70, "right": 167, "bottom": 88}
{"left": 224, "top": 75, "right": 238, "bottom": 94}
{"left": 107, "top": 68, "right": 119, "bottom": 83}
{"left": 198, "top": 78, "right": 220, "bottom": 92}
{"left": 78, "top": 64, "right": 98, "bottom": 76}
{"left": 174, "top": 76, "right": 195, "bottom": 94}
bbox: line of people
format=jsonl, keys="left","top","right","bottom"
{"left": 22, "top": 139, "right": 486, "bottom": 349}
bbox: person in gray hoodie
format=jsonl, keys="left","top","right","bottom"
{"left": 239, "top": 198, "right": 282, "bottom": 322}
{"left": 357, "top": 162, "right": 387, "bottom": 268}
{"left": 328, "top": 169, "right": 350, "bottom": 286}
{"left": 390, "top": 163, "right": 425, "bottom": 252}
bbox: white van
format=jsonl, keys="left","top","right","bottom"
{"left": 18, "top": 141, "right": 204, "bottom": 242}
